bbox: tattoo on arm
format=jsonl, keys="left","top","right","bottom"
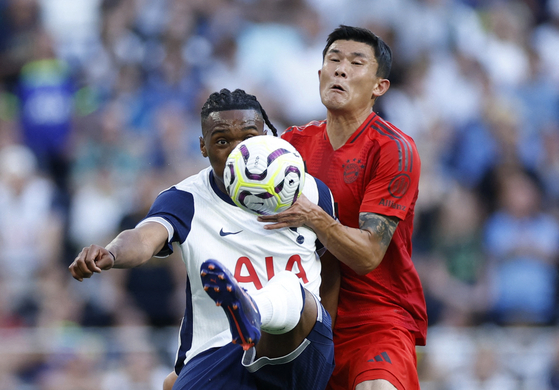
{"left": 359, "top": 212, "right": 399, "bottom": 249}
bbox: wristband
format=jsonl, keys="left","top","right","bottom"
{"left": 108, "top": 250, "right": 116, "bottom": 262}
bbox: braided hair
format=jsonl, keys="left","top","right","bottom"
{"left": 201, "top": 88, "right": 279, "bottom": 136}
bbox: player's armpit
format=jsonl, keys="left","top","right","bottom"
{"left": 359, "top": 212, "right": 399, "bottom": 252}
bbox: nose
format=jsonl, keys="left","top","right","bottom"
{"left": 334, "top": 63, "right": 347, "bottom": 78}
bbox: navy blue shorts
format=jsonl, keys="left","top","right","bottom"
{"left": 173, "top": 297, "right": 334, "bottom": 390}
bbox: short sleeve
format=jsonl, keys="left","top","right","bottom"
{"left": 360, "top": 137, "right": 420, "bottom": 220}
{"left": 139, "top": 187, "right": 195, "bottom": 256}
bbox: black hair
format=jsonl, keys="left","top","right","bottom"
{"left": 322, "top": 25, "right": 392, "bottom": 79}
{"left": 201, "top": 88, "right": 279, "bottom": 136}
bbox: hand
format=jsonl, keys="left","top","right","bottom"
{"left": 258, "top": 193, "right": 314, "bottom": 230}
{"left": 69, "top": 245, "right": 115, "bottom": 281}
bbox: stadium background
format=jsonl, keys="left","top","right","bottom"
{"left": 1, "top": 0, "right": 559, "bottom": 388}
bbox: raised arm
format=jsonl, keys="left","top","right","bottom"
{"left": 69, "top": 221, "right": 169, "bottom": 281}
{"left": 259, "top": 194, "right": 399, "bottom": 275}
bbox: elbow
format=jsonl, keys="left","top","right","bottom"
{"left": 351, "top": 257, "right": 382, "bottom": 275}
{"left": 353, "top": 265, "right": 375, "bottom": 276}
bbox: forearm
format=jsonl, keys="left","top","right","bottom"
{"left": 106, "top": 228, "right": 164, "bottom": 269}
{"left": 306, "top": 209, "right": 385, "bottom": 275}
{"left": 259, "top": 196, "right": 394, "bottom": 275}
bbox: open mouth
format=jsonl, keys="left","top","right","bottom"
{"left": 331, "top": 84, "right": 345, "bottom": 92}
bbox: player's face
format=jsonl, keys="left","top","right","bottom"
{"left": 319, "top": 40, "right": 388, "bottom": 115}
{"left": 200, "top": 109, "right": 264, "bottom": 183}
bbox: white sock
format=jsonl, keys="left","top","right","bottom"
{"left": 250, "top": 271, "right": 305, "bottom": 335}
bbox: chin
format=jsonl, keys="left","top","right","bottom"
{"left": 321, "top": 96, "right": 345, "bottom": 111}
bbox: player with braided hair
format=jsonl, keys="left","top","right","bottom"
{"left": 201, "top": 88, "right": 280, "bottom": 137}
{"left": 69, "top": 88, "right": 336, "bottom": 390}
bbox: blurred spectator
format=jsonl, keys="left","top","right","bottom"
{"left": 533, "top": 0, "right": 559, "bottom": 86}
{"left": 66, "top": 165, "right": 126, "bottom": 327}
{"left": 512, "top": 47, "right": 559, "bottom": 173}
{"left": 37, "top": 0, "right": 102, "bottom": 66}
{"left": 70, "top": 100, "right": 144, "bottom": 191}
{"left": 539, "top": 125, "right": 559, "bottom": 213}
{"left": 111, "top": 170, "right": 185, "bottom": 328}
{"left": 147, "top": 101, "right": 206, "bottom": 180}
{"left": 446, "top": 341, "right": 518, "bottom": 390}
{"left": 546, "top": 331, "right": 559, "bottom": 390}
{"left": 419, "top": 184, "right": 489, "bottom": 327}
{"left": 483, "top": 168, "right": 559, "bottom": 325}
{"left": 234, "top": 4, "right": 326, "bottom": 125}
{"left": 101, "top": 326, "right": 170, "bottom": 390}
{"left": 101, "top": 348, "right": 169, "bottom": 390}
{"left": 39, "top": 352, "right": 103, "bottom": 390}
{"left": 15, "top": 29, "right": 76, "bottom": 199}
{"left": 0, "top": 0, "right": 41, "bottom": 89}
{"left": 0, "top": 144, "right": 64, "bottom": 326}
{"left": 476, "top": 1, "right": 531, "bottom": 90}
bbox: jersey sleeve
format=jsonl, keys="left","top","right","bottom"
{"left": 302, "top": 174, "right": 336, "bottom": 219}
{"left": 314, "top": 177, "right": 336, "bottom": 219}
{"left": 281, "top": 126, "right": 295, "bottom": 141}
{"left": 360, "top": 137, "right": 420, "bottom": 220}
{"left": 302, "top": 174, "right": 336, "bottom": 254}
{"left": 138, "top": 187, "right": 195, "bottom": 257}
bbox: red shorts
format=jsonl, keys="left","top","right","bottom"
{"left": 326, "top": 324, "right": 419, "bottom": 390}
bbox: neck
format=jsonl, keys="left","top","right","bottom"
{"left": 326, "top": 108, "right": 373, "bottom": 150}
{"left": 211, "top": 170, "right": 227, "bottom": 194}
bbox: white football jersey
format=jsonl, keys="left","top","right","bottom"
{"left": 138, "top": 166, "right": 335, "bottom": 369}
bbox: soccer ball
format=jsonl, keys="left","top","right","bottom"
{"left": 223, "top": 136, "right": 305, "bottom": 216}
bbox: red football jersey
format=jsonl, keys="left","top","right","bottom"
{"left": 282, "top": 112, "right": 427, "bottom": 345}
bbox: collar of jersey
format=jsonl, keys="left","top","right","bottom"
{"left": 210, "top": 170, "right": 236, "bottom": 207}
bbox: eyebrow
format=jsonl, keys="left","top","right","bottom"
{"left": 210, "top": 124, "right": 258, "bottom": 136}
{"left": 328, "top": 48, "right": 369, "bottom": 58}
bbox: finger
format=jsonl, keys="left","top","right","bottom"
{"left": 69, "top": 247, "right": 91, "bottom": 281}
{"left": 263, "top": 222, "right": 290, "bottom": 230}
{"left": 73, "top": 248, "right": 97, "bottom": 278}
{"left": 85, "top": 258, "right": 103, "bottom": 273}
{"left": 95, "top": 254, "right": 114, "bottom": 270}
{"left": 84, "top": 247, "right": 103, "bottom": 274}
{"left": 258, "top": 215, "right": 279, "bottom": 222}
{"left": 76, "top": 259, "right": 95, "bottom": 278}
{"left": 68, "top": 262, "right": 84, "bottom": 282}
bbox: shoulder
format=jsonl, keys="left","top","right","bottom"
{"left": 303, "top": 174, "right": 335, "bottom": 218}
{"left": 151, "top": 169, "right": 211, "bottom": 211}
{"left": 282, "top": 120, "right": 326, "bottom": 140}
{"left": 367, "top": 116, "right": 418, "bottom": 151}
{"left": 366, "top": 116, "right": 420, "bottom": 171}
{"left": 174, "top": 167, "right": 211, "bottom": 193}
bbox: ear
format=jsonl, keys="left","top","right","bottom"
{"left": 318, "top": 69, "right": 321, "bottom": 78}
{"left": 200, "top": 136, "right": 208, "bottom": 157}
{"left": 372, "top": 78, "right": 390, "bottom": 99}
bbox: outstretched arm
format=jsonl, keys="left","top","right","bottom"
{"left": 69, "top": 221, "right": 169, "bottom": 281}
{"left": 259, "top": 194, "right": 399, "bottom": 275}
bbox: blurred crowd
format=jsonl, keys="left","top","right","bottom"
{"left": 1, "top": 0, "right": 559, "bottom": 388}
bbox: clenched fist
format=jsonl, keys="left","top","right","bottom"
{"left": 69, "top": 245, "right": 115, "bottom": 281}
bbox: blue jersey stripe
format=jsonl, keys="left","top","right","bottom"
{"left": 175, "top": 277, "right": 194, "bottom": 374}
